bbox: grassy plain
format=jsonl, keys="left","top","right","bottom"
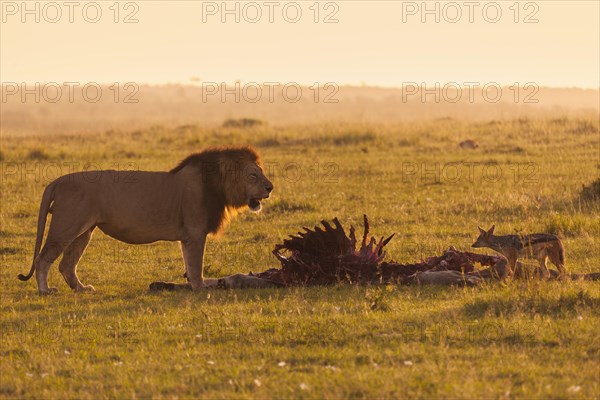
{"left": 1, "top": 113, "right": 599, "bottom": 398}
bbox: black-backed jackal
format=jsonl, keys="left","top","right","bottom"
{"left": 472, "top": 225, "right": 566, "bottom": 279}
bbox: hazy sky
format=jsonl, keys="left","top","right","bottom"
{"left": 1, "top": 1, "right": 599, "bottom": 88}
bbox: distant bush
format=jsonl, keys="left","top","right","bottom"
{"left": 222, "top": 118, "right": 265, "bottom": 128}
{"left": 256, "top": 137, "right": 281, "bottom": 147}
{"left": 174, "top": 124, "right": 199, "bottom": 134}
{"left": 332, "top": 131, "right": 376, "bottom": 146}
{"left": 579, "top": 178, "right": 600, "bottom": 203}
{"left": 27, "top": 149, "right": 50, "bottom": 160}
{"left": 0, "top": 247, "right": 18, "bottom": 255}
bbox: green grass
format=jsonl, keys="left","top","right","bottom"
{"left": 1, "top": 116, "right": 599, "bottom": 398}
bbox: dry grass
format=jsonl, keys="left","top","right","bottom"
{"left": 0, "top": 92, "right": 599, "bottom": 398}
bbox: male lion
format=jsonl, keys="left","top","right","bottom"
{"left": 18, "top": 147, "right": 273, "bottom": 294}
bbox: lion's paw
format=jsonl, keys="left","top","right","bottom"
{"left": 75, "top": 285, "right": 96, "bottom": 293}
{"left": 39, "top": 287, "right": 58, "bottom": 295}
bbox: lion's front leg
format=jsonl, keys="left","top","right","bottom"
{"left": 181, "top": 235, "right": 207, "bottom": 290}
{"left": 148, "top": 235, "right": 207, "bottom": 292}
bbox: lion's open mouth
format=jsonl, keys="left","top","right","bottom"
{"left": 248, "top": 198, "right": 262, "bottom": 212}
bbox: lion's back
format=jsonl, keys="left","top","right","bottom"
{"left": 50, "top": 170, "right": 181, "bottom": 222}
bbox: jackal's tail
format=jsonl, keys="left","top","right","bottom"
{"left": 18, "top": 181, "right": 57, "bottom": 281}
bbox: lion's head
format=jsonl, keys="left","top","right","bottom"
{"left": 238, "top": 159, "right": 273, "bottom": 213}
{"left": 170, "top": 146, "right": 273, "bottom": 233}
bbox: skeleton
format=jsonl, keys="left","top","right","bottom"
{"left": 150, "top": 215, "right": 599, "bottom": 291}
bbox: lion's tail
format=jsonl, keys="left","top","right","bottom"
{"left": 18, "top": 181, "right": 57, "bottom": 282}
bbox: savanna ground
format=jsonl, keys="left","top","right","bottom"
{"left": 1, "top": 98, "right": 599, "bottom": 398}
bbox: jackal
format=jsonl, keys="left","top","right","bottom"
{"left": 472, "top": 225, "right": 566, "bottom": 279}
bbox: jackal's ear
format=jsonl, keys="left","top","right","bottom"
{"left": 487, "top": 225, "right": 495, "bottom": 234}
{"left": 478, "top": 226, "right": 486, "bottom": 235}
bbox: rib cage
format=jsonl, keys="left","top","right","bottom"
{"left": 272, "top": 215, "right": 393, "bottom": 284}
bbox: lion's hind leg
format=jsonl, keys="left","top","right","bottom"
{"left": 35, "top": 210, "right": 95, "bottom": 294}
{"left": 58, "top": 228, "right": 96, "bottom": 292}
{"left": 36, "top": 239, "right": 69, "bottom": 295}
